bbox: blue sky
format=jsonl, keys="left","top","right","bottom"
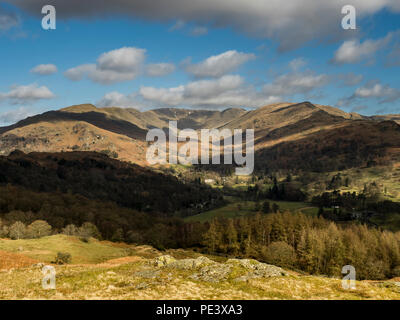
{"left": 0, "top": 1, "right": 399, "bottom": 125}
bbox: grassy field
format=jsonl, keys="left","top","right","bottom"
{"left": 370, "top": 213, "right": 400, "bottom": 232}
{"left": 0, "top": 235, "right": 399, "bottom": 300}
{"left": 185, "top": 199, "right": 318, "bottom": 222}
{"left": 305, "top": 164, "right": 400, "bottom": 202}
{"left": 0, "top": 235, "right": 134, "bottom": 264}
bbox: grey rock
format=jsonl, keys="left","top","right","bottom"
{"left": 190, "top": 263, "right": 232, "bottom": 283}
{"left": 168, "top": 256, "right": 214, "bottom": 270}
{"left": 153, "top": 255, "right": 176, "bottom": 267}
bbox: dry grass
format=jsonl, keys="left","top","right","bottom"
{"left": 0, "top": 260, "right": 399, "bottom": 300}
{"left": 0, "top": 250, "right": 38, "bottom": 271}
{"left": 0, "top": 235, "right": 399, "bottom": 300}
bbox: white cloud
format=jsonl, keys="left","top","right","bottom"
{"left": 64, "top": 47, "right": 146, "bottom": 84}
{"left": 30, "top": 64, "right": 58, "bottom": 75}
{"left": 11, "top": 0, "right": 400, "bottom": 50}
{"left": 0, "top": 84, "right": 55, "bottom": 104}
{"left": 338, "top": 73, "right": 364, "bottom": 86}
{"left": 0, "top": 8, "right": 19, "bottom": 32}
{"left": 97, "top": 91, "right": 145, "bottom": 109}
{"left": 146, "top": 63, "right": 175, "bottom": 77}
{"left": 190, "top": 26, "right": 208, "bottom": 36}
{"left": 97, "top": 47, "right": 145, "bottom": 73}
{"left": 169, "top": 19, "right": 185, "bottom": 32}
{"left": 332, "top": 34, "right": 392, "bottom": 64}
{"left": 185, "top": 50, "right": 255, "bottom": 78}
{"left": 0, "top": 107, "right": 34, "bottom": 125}
{"left": 139, "top": 75, "right": 275, "bottom": 108}
{"left": 263, "top": 71, "right": 329, "bottom": 97}
{"left": 289, "top": 58, "right": 307, "bottom": 71}
{"left": 340, "top": 81, "right": 400, "bottom": 105}
{"left": 354, "top": 82, "right": 400, "bottom": 103}
{"left": 64, "top": 64, "right": 95, "bottom": 81}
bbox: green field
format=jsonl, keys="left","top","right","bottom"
{"left": 185, "top": 199, "right": 319, "bottom": 222}
{"left": 0, "top": 235, "right": 133, "bottom": 264}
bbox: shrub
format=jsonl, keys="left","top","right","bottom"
{"left": 54, "top": 252, "right": 71, "bottom": 265}
{"left": 262, "top": 241, "right": 296, "bottom": 267}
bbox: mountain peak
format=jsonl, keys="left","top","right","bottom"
{"left": 60, "top": 104, "right": 98, "bottom": 113}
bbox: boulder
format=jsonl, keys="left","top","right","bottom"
{"left": 153, "top": 255, "right": 176, "bottom": 267}
{"left": 227, "top": 258, "right": 288, "bottom": 281}
{"left": 168, "top": 256, "right": 214, "bottom": 270}
{"left": 190, "top": 264, "right": 232, "bottom": 283}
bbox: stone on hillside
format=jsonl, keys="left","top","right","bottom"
{"left": 154, "top": 255, "right": 287, "bottom": 283}
{"left": 153, "top": 255, "right": 176, "bottom": 267}
{"left": 227, "top": 258, "right": 288, "bottom": 281}
{"left": 168, "top": 256, "right": 215, "bottom": 270}
{"left": 190, "top": 263, "right": 232, "bottom": 283}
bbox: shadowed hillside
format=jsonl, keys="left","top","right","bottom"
{"left": 0, "top": 151, "right": 223, "bottom": 215}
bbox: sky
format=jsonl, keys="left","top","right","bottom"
{"left": 0, "top": 0, "right": 399, "bottom": 125}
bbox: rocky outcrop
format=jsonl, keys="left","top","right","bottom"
{"left": 152, "top": 255, "right": 287, "bottom": 283}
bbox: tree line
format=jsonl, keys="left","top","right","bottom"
{"left": 202, "top": 212, "right": 400, "bottom": 280}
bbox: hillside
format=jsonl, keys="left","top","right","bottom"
{"left": 0, "top": 102, "right": 398, "bottom": 173}
{"left": 0, "top": 235, "right": 399, "bottom": 300}
{"left": 255, "top": 119, "right": 400, "bottom": 171}
{"left": 0, "top": 150, "right": 222, "bottom": 215}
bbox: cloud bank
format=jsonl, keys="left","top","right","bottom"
{"left": 11, "top": 0, "right": 400, "bottom": 50}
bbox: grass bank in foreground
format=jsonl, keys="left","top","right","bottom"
{"left": 0, "top": 235, "right": 399, "bottom": 300}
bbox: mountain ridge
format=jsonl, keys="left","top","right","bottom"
{"left": 0, "top": 102, "right": 399, "bottom": 170}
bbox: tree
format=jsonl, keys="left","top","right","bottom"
{"left": 111, "top": 228, "right": 124, "bottom": 242}
{"left": 9, "top": 221, "right": 26, "bottom": 240}
{"left": 0, "top": 219, "right": 9, "bottom": 238}
{"left": 79, "top": 222, "right": 101, "bottom": 240}
{"left": 262, "top": 241, "right": 296, "bottom": 267}
{"left": 27, "top": 220, "right": 52, "bottom": 238}
{"left": 203, "top": 219, "right": 221, "bottom": 252}
{"left": 262, "top": 201, "right": 271, "bottom": 214}
{"left": 62, "top": 224, "right": 78, "bottom": 236}
{"left": 225, "top": 219, "right": 238, "bottom": 253}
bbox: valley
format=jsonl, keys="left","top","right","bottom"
{"left": 0, "top": 101, "right": 399, "bottom": 299}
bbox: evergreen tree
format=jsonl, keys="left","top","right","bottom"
{"left": 262, "top": 201, "right": 271, "bottom": 214}
{"left": 203, "top": 219, "right": 221, "bottom": 252}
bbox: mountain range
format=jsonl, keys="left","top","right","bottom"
{"left": 0, "top": 102, "right": 399, "bottom": 171}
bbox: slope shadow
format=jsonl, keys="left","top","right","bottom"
{"left": 0, "top": 111, "right": 148, "bottom": 140}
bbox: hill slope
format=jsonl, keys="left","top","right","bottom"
{"left": 0, "top": 235, "right": 399, "bottom": 300}
{"left": 0, "top": 102, "right": 399, "bottom": 172}
{"left": 0, "top": 150, "right": 222, "bottom": 214}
